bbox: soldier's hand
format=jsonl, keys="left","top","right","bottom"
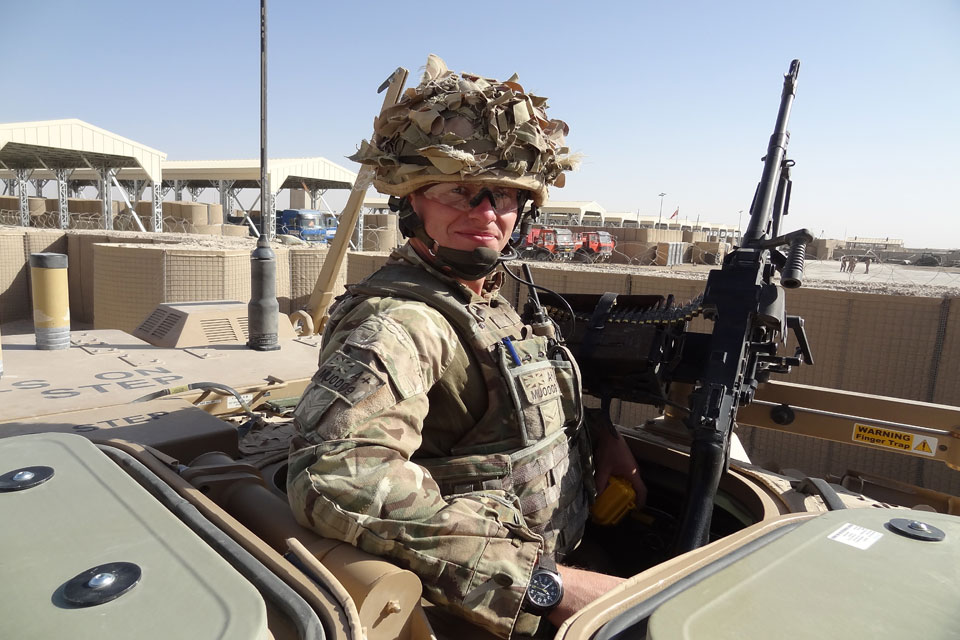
{"left": 593, "top": 428, "right": 647, "bottom": 507}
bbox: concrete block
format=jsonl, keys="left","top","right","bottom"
{"left": 220, "top": 223, "right": 251, "bottom": 237}
{"left": 207, "top": 203, "right": 224, "bottom": 225}
{"left": 289, "top": 188, "right": 308, "bottom": 209}
{"left": 175, "top": 202, "right": 208, "bottom": 225}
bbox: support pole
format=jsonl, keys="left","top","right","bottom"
{"left": 130, "top": 179, "right": 145, "bottom": 205}
{"left": 151, "top": 181, "right": 163, "bottom": 232}
{"left": 15, "top": 168, "right": 33, "bottom": 227}
{"left": 97, "top": 167, "right": 117, "bottom": 230}
{"left": 32, "top": 179, "right": 49, "bottom": 198}
{"left": 269, "top": 185, "right": 281, "bottom": 236}
{"left": 111, "top": 175, "right": 145, "bottom": 232}
{"left": 353, "top": 209, "right": 364, "bottom": 251}
{"left": 174, "top": 179, "right": 183, "bottom": 201}
{"left": 54, "top": 168, "right": 74, "bottom": 230}
{"left": 217, "top": 179, "right": 235, "bottom": 217}
{"left": 309, "top": 187, "right": 325, "bottom": 210}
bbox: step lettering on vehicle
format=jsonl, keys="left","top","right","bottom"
{"left": 0, "top": 367, "right": 184, "bottom": 399}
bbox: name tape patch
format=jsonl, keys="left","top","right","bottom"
{"left": 852, "top": 423, "right": 937, "bottom": 457}
{"left": 519, "top": 368, "right": 562, "bottom": 405}
{"left": 314, "top": 350, "right": 385, "bottom": 406}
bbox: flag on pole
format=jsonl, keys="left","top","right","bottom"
{"left": 669, "top": 207, "right": 679, "bottom": 219}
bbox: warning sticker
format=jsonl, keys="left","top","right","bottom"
{"left": 912, "top": 437, "right": 936, "bottom": 456}
{"left": 828, "top": 523, "right": 882, "bottom": 550}
{"left": 226, "top": 393, "right": 254, "bottom": 409}
{"left": 851, "top": 423, "right": 937, "bottom": 457}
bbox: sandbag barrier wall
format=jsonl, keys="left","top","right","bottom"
{"left": 0, "top": 227, "right": 347, "bottom": 334}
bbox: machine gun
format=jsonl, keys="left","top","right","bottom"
{"left": 531, "top": 60, "right": 814, "bottom": 553}
{"left": 672, "top": 59, "right": 813, "bottom": 551}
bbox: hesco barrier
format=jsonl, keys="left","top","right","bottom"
{"left": 1, "top": 231, "right": 958, "bottom": 493}
{"left": 0, "top": 227, "right": 346, "bottom": 332}
{"left": 1, "top": 198, "right": 240, "bottom": 235}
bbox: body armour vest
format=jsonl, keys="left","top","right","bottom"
{"left": 336, "top": 262, "right": 595, "bottom": 560}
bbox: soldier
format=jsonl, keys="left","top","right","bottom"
{"left": 287, "top": 55, "right": 645, "bottom": 638}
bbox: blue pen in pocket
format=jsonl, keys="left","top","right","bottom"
{"left": 502, "top": 337, "right": 522, "bottom": 366}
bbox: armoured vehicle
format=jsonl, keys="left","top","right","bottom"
{"left": 1, "top": 61, "right": 958, "bottom": 640}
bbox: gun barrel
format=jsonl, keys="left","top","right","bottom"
{"left": 743, "top": 60, "right": 800, "bottom": 244}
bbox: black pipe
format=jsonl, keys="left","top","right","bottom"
{"left": 248, "top": 0, "right": 280, "bottom": 351}
{"left": 673, "top": 434, "right": 726, "bottom": 553}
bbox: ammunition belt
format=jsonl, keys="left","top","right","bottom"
{"left": 544, "top": 293, "right": 706, "bottom": 327}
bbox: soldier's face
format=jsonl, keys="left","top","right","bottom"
{"left": 411, "top": 183, "right": 519, "bottom": 253}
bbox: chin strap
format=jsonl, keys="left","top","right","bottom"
{"left": 390, "top": 192, "right": 537, "bottom": 281}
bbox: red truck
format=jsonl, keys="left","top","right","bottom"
{"left": 575, "top": 230, "right": 615, "bottom": 263}
{"left": 518, "top": 226, "right": 576, "bottom": 261}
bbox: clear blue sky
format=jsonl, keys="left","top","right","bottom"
{"left": 4, "top": 1, "right": 958, "bottom": 248}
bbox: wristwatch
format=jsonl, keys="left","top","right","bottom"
{"left": 522, "top": 557, "right": 564, "bottom": 615}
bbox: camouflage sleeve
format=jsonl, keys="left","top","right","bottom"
{"left": 287, "top": 297, "right": 542, "bottom": 638}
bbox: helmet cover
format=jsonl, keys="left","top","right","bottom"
{"left": 349, "top": 55, "right": 577, "bottom": 207}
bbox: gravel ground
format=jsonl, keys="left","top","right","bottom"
{"left": 525, "top": 258, "right": 960, "bottom": 298}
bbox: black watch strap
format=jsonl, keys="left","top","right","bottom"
{"left": 522, "top": 555, "right": 563, "bottom": 615}
{"left": 537, "top": 555, "right": 557, "bottom": 572}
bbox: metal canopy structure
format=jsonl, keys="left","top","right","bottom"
{"left": 162, "top": 158, "right": 356, "bottom": 191}
{"left": 161, "top": 158, "right": 357, "bottom": 238}
{"left": 0, "top": 119, "right": 167, "bottom": 231}
{"left": 0, "top": 120, "right": 359, "bottom": 237}
{"left": 540, "top": 200, "right": 608, "bottom": 225}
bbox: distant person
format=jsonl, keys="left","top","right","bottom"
{"left": 863, "top": 256, "right": 871, "bottom": 274}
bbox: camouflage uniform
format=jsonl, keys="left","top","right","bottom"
{"left": 288, "top": 243, "right": 593, "bottom": 638}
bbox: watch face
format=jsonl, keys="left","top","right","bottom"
{"left": 527, "top": 570, "right": 562, "bottom": 608}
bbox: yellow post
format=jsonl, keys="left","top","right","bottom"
{"left": 29, "top": 253, "right": 71, "bottom": 350}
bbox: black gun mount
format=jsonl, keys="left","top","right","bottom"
{"left": 528, "top": 60, "right": 815, "bottom": 555}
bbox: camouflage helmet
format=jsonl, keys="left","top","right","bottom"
{"left": 349, "top": 55, "right": 577, "bottom": 206}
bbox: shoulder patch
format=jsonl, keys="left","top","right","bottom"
{"left": 313, "top": 349, "right": 386, "bottom": 406}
